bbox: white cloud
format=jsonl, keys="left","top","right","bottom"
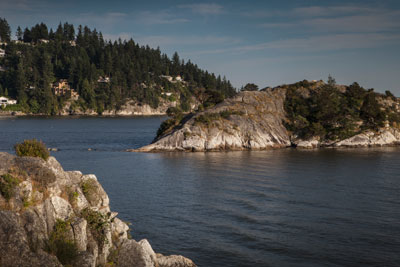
{"left": 0, "top": 0, "right": 36, "bottom": 11}
{"left": 254, "top": 5, "right": 400, "bottom": 34}
{"left": 72, "top": 12, "right": 128, "bottom": 30}
{"left": 101, "top": 34, "right": 241, "bottom": 49}
{"left": 302, "top": 11, "right": 400, "bottom": 33}
{"left": 135, "top": 35, "right": 240, "bottom": 47}
{"left": 102, "top": 32, "right": 133, "bottom": 42}
{"left": 188, "top": 33, "right": 400, "bottom": 55}
{"left": 291, "top": 5, "right": 378, "bottom": 17}
{"left": 135, "top": 10, "right": 189, "bottom": 25}
{"left": 259, "top": 23, "right": 294, "bottom": 28}
{"left": 178, "top": 3, "right": 224, "bottom": 15}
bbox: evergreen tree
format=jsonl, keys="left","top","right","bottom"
{"left": 0, "top": 18, "right": 11, "bottom": 42}
{"left": 16, "top": 26, "right": 23, "bottom": 41}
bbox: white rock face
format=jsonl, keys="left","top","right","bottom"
{"left": 43, "top": 196, "right": 74, "bottom": 234}
{"left": 0, "top": 152, "right": 196, "bottom": 267}
{"left": 72, "top": 218, "right": 88, "bottom": 251}
{"left": 294, "top": 137, "right": 320, "bottom": 149}
{"left": 334, "top": 128, "right": 400, "bottom": 147}
{"left": 136, "top": 90, "right": 291, "bottom": 152}
{"left": 59, "top": 98, "right": 197, "bottom": 116}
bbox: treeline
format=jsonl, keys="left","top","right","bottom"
{"left": 284, "top": 77, "right": 400, "bottom": 141}
{"left": 0, "top": 18, "right": 236, "bottom": 114}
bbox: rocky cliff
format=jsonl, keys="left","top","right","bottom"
{"left": 136, "top": 90, "right": 291, "bottom": 152}
{"left": 60, "top": 99, "right": 181, "bottom": 116}
{"left": 135, "top": 83, "right": 400, "bottom": 151}
{"left": 0, "top": 152, "right": 196, "bottom": 267}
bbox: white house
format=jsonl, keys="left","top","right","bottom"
{"left": 160, "top": 75, "right": 173, "bottom": 82}
{"left": 0, "top": 96, "right": 17, "bottom": 107}
{"left": 0, "top": 48, "right": 5, "bottom": 57}
{"left": 97, "top": 76, "right": 110, "bottom": 83}
{"left": 38, "top": 39, "right": 49, "bottom": 44}
{"left": 175, "top": 75, "right": 182, "bottom": 82}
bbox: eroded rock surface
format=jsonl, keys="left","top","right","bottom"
{"left": 0, "top": 153, "right": 195, "bottom": 267}
{"left": 136, "top": 90, "right": 291, "bottom": 152}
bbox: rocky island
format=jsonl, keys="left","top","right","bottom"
{"left": 0, "top": 148, "right": 196, "bottom": 266}
{"left": 136, "top": 79, "right": 400, "bottom": 151}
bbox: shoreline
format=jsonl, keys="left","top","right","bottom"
{"left": 129, "top": 142, "right": 400, "bottom": 153}
{"left": 0, "top": 111, "right": 168, "bottom": 118}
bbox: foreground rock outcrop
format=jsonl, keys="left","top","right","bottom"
{"left": 0, "top": 152, "right": 196, "bottom": 267}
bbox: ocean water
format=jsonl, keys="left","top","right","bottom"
{"left": 1, "top": 116, "right": 400, "bottom": 267}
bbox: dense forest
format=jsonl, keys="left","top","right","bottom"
{"left": 283, "top": 77, "right": 400, "bottom": 141}
{"left": 0, "top": 18, "right": 236, "bottom": 114}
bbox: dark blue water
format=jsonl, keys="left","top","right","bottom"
{"left": 1, "top": 116, "right": 400, "bottom": 267}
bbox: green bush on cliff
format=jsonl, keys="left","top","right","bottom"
{"left": 81, "top": 208, "right": 109, "bottom": 248}
{"left": 46, "top": 219, "right": 78, "bottom": 265}
{"left": 0, "top": 173, "right": 21, "bottom": 201}
{"left": 14, "top": 139, "right": 50, "bottom": 160}
{"left": 156, "top": 110, "right": 184, "bottom": 138}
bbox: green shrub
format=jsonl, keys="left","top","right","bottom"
{"left": 14, "top": 139, "right": 50, "bottom": 160}
{"left": 46, "top": 219, "right": 78, "bottom": 265}
{"left": 14, "top": 158, "right": 56, "bottom": 187}
{"left": 156, "top": 113, "right": 184, "bottom": 138}
{"left": 81, "top": 179, "right": 96, "bottom": 199}
{"left": 194, "top": 113, "right": 221, "bottom": 126}
{"left": 1, "top": 103, "right": 24, "bottom": 112}
{"left": 0, "top": 174, "right": 21, "bottom": 201}
{"left": 219, "top": 110, "right": 244, "bottom": 119}
{"left": 81, "top": 208, "right": 109, "bottom": 248}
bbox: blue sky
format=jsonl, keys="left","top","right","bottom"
{"left": 1, "top": 0, "right": 400, "bottom": 93}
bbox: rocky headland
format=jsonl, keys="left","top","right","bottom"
{"left": 135, "top": 80, "right": 400, "bottom": 152}
{"left": 0, "top": 152, "right": 196, "bottom": 267}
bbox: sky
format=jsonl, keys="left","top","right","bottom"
{"left": 1, "top": 0, "right": 400, "bottom": 93}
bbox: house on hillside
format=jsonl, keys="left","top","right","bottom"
{"left": 53, "top": 79, "right": 79, "bottom": 100}
{"left": 160, "top": 75, "right": 173, "bottom": 82}
{"left": 175, "top": 75, "right": 182, "bottom": 82}
{"left": 0, "top": 48, "right": 5, "bottom": 57}
{"left": 38, "top": 39, "right": 49, "bottom": 44}
{"left": 0, "top": 96, "right": 17, "bottom": 107}
{"left": 161, "top": 92, "right": 173, "bottom": 97}
{"left": 97, "top": 76, "right": 110, "bottom": 83}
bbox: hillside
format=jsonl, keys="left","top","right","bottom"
{"left": 135, "top": 79, "right": 400, "bottom": 151}
{"left": 0, "top": 18, "right": 235, "bottom": 115}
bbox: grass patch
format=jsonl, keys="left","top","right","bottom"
{"left": 194, "top": 110, "right": 244, "bottom": 127}
{"left": 46, "top": 219, "right": 78, "bottom": 265}
{"left": 0, "top": 174, "right": 21, "bottom": 201}
{"left": 64, "top": 186, "right": 79, "bottom": 205}
{"left": 14, "top": 158, "right": 56, "bottom": 187}
{"left": 219, "top": 110, "right": 244, "bottom": 119}
{"left": 81, "top": 208, "right": 110, "bottom": 248}
{"left": 14, "top": 139, "right": 50, "bottom": 160}
{"left": 194, "top": 113, "right": 221, "bottom": 126}
{"left": 80, "top": 179, "right": 97, "bottom": 203}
